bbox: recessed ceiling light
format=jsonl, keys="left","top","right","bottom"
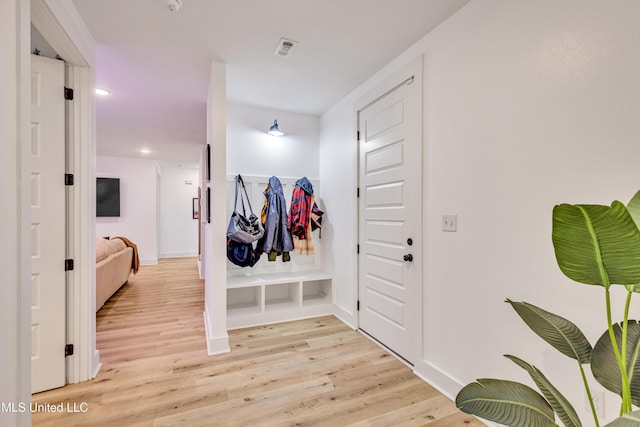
{"left": 140, "top": 148, "right": 151, "bottom": 154}
{"left": 95, "top": 87, "right": 111, "bottom": 96}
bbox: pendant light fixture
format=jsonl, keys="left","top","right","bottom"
{"left": 268, "top": 119, "right": 283, "bottom": 136}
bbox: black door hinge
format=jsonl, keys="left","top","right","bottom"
{"left": 65, "top": 344, "right": 74, "bottom": 357}
{"left": 357, "top": 131, "right": 360, "bottom": 141}
{"left": 65, "top": 259, "right": 74, "bottom": 271}
{"left": 64, "top": 87, "right": 74, "bottom": 100}
{"left": 357, "top": 301, "right": 360, "bottom": 311}
{"left": 357, "top": 244, "right": 360, "bottom": 254}
{"left": 357, "top": 187, "right": 360, "bottom": 198}
{"left": 65, "top": 173, "right": 74, "bottom": 186}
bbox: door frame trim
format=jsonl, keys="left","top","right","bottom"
{"left": 31, "top": 0, "right": 97, "bottom": 384}
{"left": 353, "top": 55, "right": 424, "bottom": 363}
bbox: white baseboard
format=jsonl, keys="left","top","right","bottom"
{"left": 140, "top": 258, "right": 158, "bottom": 266}
{"left": 159, "top": 252, "right": 198, "bottom": 259}
{"left": 413, "top": 360, "right": 496, "bottom": 427}
{"left": 334, "top": 305, "right": 357, "bottom": 330}
{"left": 92, "top": 349, "right": 102, "bottom": 379}
{"left": 413, "top": 359, "right": 462, "bottom": 401}
{"left": 203, "top": 311, "right": 230, "bottom": 356}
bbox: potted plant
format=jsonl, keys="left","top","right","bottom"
{"left": 455, "top": 190, "right": 640, "bottom": 426}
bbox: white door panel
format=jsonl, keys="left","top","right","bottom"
{"left": 365, "top": 254, "right": 404, "bottom": 282}
{"left": 362, "top": 95, "right": 405, "bottom": 139}
{"left": 365, "top": 275, "right": 406, "bottom": 303}
{"left": 31, "top": 54, "right": 66, "bottom": 393}
{"left": 358, "top": 64, "right": 421, "bottom": 364}
{"left": 366, "top": 220, "right": 404, "bottom": 245}
{"left": 365, "top": 140, "right": 405, "bottom": 175}
{"left": 365, "top": 182, "right": 405, "bottom": 207}
{"left": 366, "top": 288, "right": 405, "bottom": 325}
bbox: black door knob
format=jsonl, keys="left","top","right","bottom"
{"left": 407, "top": 238, "right": 413, "bottom": 246}
{"left": 403, "top": 254, "right": 413, "bottom": 262}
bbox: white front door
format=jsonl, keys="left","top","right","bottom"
{"left": 357, "top": 63, "right": 422, "bottom": 364}
{"left": 31, "top": 55, "right": 66, "bottom": 393}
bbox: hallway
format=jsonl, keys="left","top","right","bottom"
{"left": 32, "top": 258, "right": 481, "bottom": 426}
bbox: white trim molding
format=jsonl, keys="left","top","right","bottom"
{"left": 159, "top": 252, "right": 198, "bottom": 259}
{"left": 203, "top": 310, "right": 230, "bottom": 356}
{"left": 31, "top": 0, "right": 97, "bottom": 384}
{"left": 1, "top": 1, "right": 31, "bottom": 425}
{"left": 31, "top": 0, "right": 95, "bottom": 67}
{"left": 413, "top": 359, "right": 463, "bottom": 401}
{"left": 334, "top": 306, "right": 357, "bottom": 330}
{"left": 65, "top": 63, "right": 97, "bottom": 383}
{"left": 202, "top": 61, "right": 230, "bottom": 356}
{"left": 92, "top": 350, "right": 101, "bottom": 379}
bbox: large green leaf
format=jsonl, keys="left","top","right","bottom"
{"left": 625, "top": 191, "right": 640, "bottom": 293}
{"left": 507, "top": 300, "right": 592, "bottom": 363}
{"left": 552, "top": 202, "right": 640, "bottom": 287}
{"left": 626, "top": 190, "right": 640, "bottom": 232}
{"left": 456, "top": 378, "right": 556, "bottom": 427}
{"left": 605, "top": 409, "right": 640, "bottom": 426}
{"left": 505, "top": 355, "right": 581, "bottom": 427}
{"left": 592, "top": 321, "right": 640, "bottom": 406}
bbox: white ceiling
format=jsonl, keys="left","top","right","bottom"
{"left": 71, "top": 0, "right": 470, "bottom": 166}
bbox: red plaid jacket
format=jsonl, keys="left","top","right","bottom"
{"left": 288, "top": 186, "right": 313, "bottom": 239}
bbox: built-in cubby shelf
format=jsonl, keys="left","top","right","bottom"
{"left": 225, "top": 175, "right": 331, "bottom": 329}
{"left": 226, "top": 271, "right": 333, "bottom": 329}
{"left": 227, "top": 286, "right": 262, "bottom": 316}
{"left": 303, "top": 280, "right": 332, "bottom": 306}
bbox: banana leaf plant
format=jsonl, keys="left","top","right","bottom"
{"left": 455, "top": 190, "right": 640, "bottom": 426}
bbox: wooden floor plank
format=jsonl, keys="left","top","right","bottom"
{"left": 32, "top": 257, "right": 484, "bottom": 426}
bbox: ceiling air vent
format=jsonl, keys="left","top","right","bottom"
{"left": 274, "top": 38, "right": 298, "bottom": 57}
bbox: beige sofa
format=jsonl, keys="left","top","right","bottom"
{"left": 96, "top": 237, "right": 134, "bottom": 312}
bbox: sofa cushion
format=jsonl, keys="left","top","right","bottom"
{"left": 96, "top": 237, "right": 127, "bottom": 263}
{"left": 96, "top": 238, "right": 109, "bottom": 263}
{"left": 108, "top": 237, "right": 127, "bottom": 254}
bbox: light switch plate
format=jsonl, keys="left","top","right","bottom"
{"left": 442, "top": 215, "right": 457, "bottom": 232}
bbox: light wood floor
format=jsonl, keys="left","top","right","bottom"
{"left": 32, "top": 257, "right": 483, "bottom": 427}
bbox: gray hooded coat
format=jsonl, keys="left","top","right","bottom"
{"left": 262, "top": 176, "right": 294, "bottom": 254}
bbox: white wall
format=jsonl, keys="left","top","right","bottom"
{"left": 320, "top": 0, "right": 640, "bottom": 424}
{"left": 226, "top": 104, "right": 324, "bottom": 274}
{"left": 159, "top": 166, "right": 200, "bottom": 258}
{"left": 227, "top": 103, "right": 320, "bottom": 178}
{"left": 1, "top": 1, "right": 30, "bottom": 425}
{"left": 203, "top": 61, "right": 230, "bottom": 355}
{"left": 96, "top": 156, "right": 159, "bottom": 265}
{"left": 318, "top": 105, "right": 355, "bottom": 325}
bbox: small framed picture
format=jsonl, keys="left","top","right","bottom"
{"left": 207, "top": 187, "right": 211, "bottom": 223}
{"left": 192, "top": 197, "right": 199, "bottom": 219}
{"left": 206, "top": 144, "right": 211, "bottom": 182}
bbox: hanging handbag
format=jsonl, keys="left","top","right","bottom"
{"left": 226, "top": 175, "right": 265, "bottom": 244}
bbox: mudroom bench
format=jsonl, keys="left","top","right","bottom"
{"left": 226, "top": 270, "right": 333, "bottom": 329}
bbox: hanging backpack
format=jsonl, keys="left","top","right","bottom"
{"left": 226, "top": 238, "right": 260, "bottom": 268}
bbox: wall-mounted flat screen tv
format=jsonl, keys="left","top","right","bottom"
{"left": 96, "top": 177, "right": 120, "bottom": 217}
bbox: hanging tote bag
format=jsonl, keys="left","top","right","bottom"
{"left": 226, "top": 175, "right": 265, "bottom": 244}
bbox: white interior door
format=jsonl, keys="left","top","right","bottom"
{"left": 31, "top": 54, "right": 66, "bottom": 393}
{"left": 357, "top": 68, "right": 422, "bottom": 364}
